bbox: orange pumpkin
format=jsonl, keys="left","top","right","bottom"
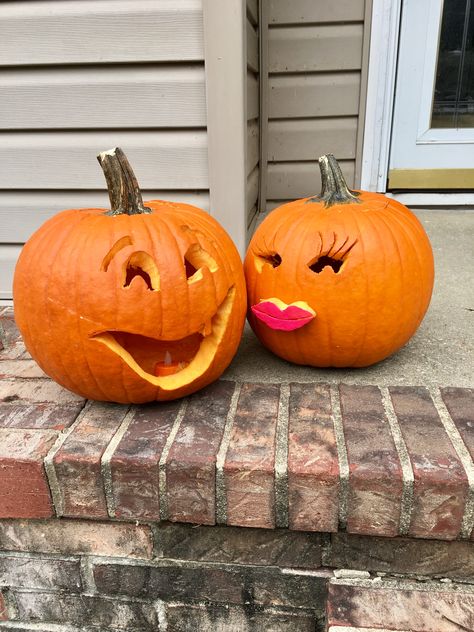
{"left": 244, "top": 154, "right": 434, "bottom": 367}
{"left": 14, "top": 148, "right": 246, "bottom": 403}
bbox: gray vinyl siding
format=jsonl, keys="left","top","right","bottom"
{"left": 246, "top": 0, "right": 260, "bottom": 241}
{"left": 265, "top": 0, "right": 367, "bottom": 211}
{"left": 0, "top": 0, "right": 208, "bottom": 301}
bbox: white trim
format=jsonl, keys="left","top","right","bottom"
{"left": 360, "top": 0, "right": 402, "bottom": 192}
{"left": 386, "top": 192, "right": 474, "bottom": 207}
{"left": 416, "top": 0, "right": 443, "bottom": 139}
{"left": 202, "top": 0, "right": 247, "bottom": 257}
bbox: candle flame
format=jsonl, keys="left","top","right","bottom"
{"left": 164, "top": 350, "right": 172, "bottom": 366}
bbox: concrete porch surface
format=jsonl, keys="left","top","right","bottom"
{"left": 225, "top": 209, "right": 474, "bottom": 388}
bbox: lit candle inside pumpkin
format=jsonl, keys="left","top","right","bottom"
{"left": 154, "top": 351, "right": 185, "bottom": 376}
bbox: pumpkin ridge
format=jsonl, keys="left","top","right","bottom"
{"left": 45, "top": 214, "right": 97, "bottom": 395}
{"left": 14, "top": 211, "right": 79, "bottom": 370}
{"left": 383, "top": 205, "right": 433, "bottom": 327}
{"left": 72, "top": 214, "right": 113, "bottom": 401}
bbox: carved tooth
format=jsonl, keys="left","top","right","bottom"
{"left": 201, "top": 319, "right": 213, "bottom": 337}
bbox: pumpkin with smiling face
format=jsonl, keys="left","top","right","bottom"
{"left": 245, "top": 154, "right": 434, "bottom": 368}
{"left": 14, "top": 148, "right": 246, "bottom": 403}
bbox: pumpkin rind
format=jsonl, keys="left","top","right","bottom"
{"left": 244, "top": 155, "right": 434, "bottom": 368}
{"left": 14, "top": 149, "right": 246, "bottom": 403}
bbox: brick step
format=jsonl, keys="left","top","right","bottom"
{"left": 1, "top": 308, "right": 474, "bottom": 541}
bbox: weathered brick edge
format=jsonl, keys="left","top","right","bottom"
{"left": 1, "top": 378, "right": 473, "bottom": 540}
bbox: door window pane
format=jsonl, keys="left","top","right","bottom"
{"left": 431, "top": 0, "right": 474, "bottom": 128}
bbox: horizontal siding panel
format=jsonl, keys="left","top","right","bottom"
{"left": 247, "top": 119, "right": 259, "bottom": 175}
{"left": 247, "top": 19, "right": 259, "bottom": 73}
{"left": 0, "top": 66, "right": 206, "bottom": 129}
{"left": 247, "top": 72, "right": 259, "bottom": 120}
{"left": 267, "top": 160, "right": 355, "bottom": 198}
{"left": 268, "top": 117, "right": 358, "bottom": 161}
{"left": 0, "top": 245, "right": 21, "bottom": 300}
{"left": 247, "top": 166, "right": 259, "bottom": 222}
{"left": 269, "top": 72, "right": 360, "bottom": 118}
{"left": 269, "top": 0, "right": 365, "bottom": 25}
{"left": 0, "top": 0, "right": 204, "bottom": 66}
{"left": 0, "top": 190, "right": 210, "bottom": 243}
{"left": 269, "top": 24, "right": 363, "bottom": 73}
{"left": 0, "top": 131, "right": 208, "bottom": 190}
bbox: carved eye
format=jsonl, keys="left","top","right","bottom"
{"left": 308, "top": 256, "right": 343, "bottom": 274}
{"left": 184, "top": 243, "right": 218, "bottom": 284}
{"left": 254, "top": 252, "right": 282, "bottom": 272}
{"left": 307, "top": 238, "right": 357, "bottom": 275}
{"left": 122, "top": 252, "right": 160, "bottom": 291}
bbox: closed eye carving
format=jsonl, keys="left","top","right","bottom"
{"left": 254, "top": 252, "right": 282, "bottom": 273}
{"left": 184, "top": 244, "right": 218, "bottom": 284}
{"left": 123, "top": 252, "right": 160, "bottom": 291}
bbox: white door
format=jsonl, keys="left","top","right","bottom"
{"left": 389, "top": 0, "right": 474, "bottom": 189}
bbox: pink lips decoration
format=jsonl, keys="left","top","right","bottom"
{"left": 251, "top": 299, "right": 316, "bottom": 331}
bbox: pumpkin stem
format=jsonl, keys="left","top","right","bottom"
{"left": 97, "top": 147, "right": 152, "bottom": 216}
{"left": 309, "top": 153, "right": 361, "bottom": 207}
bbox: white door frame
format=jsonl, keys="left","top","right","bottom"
{"left": 360, "top": 0, "right": 474, "bottom": 205}
{"left": 360, "top": 0, "right": 402, "bottom": 192}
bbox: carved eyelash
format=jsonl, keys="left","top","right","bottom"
{"left": 308, "top": 233, "right": 357, "bottom": 274}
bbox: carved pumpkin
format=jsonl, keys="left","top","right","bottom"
{"left": 244, "top": 154, "right": 434, "bottom": 367}
{"left": 14, "top": 148, "right": 246, "bottom": 403}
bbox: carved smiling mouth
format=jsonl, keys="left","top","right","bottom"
{"left": 91, "top": 287, "right": 235, "bottom": 392}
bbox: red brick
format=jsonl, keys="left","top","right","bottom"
{"left": 0, "top": 402, "right": 83, "bottom": 430}
{"left": 167, "top": 603, "right": 316, "bottom": 631}
{"left": 328, "top": 581, "right": 474, "bottom": 631}
{"left": 441, "top": 388, "right": 474, "bottom": 458}
{"left": 0, "top": 379, "right": 83, "bottom": 406}
{"left": 327, "top": 532, "right": 474, "bottom": 578}
{"left": 0, "top": 519, "right": 152, "bottom": 559}
{"left": 0, "top": 309, "right": 25, "bottom": 360}
{"left": 0, "top": 428, "right": 57, "bottom": 518}
{"left": 288, "top": 383, "right": 339, "bottom": 532}
{"left": 340, "top": 384, "right": 403, "bottom": 536}
{"left": 53, "top": 402, "right": 129, "bottom": 518}
{"left": 0, "top": 360, "right": 46, "bottom": 379}
{"left": 110, "top": 400, "right": 180, "bottom": 520}
{"left": 0, "top": 555, "right": 81, "bottom": 592}
{"left": 224, "top": 383, "right": 280, "bottom": 529}
{"left": 0, "top": 592, "right": 7, "bottom": 620}
{"left": 167, "top": 381, "right": 235, "bottom": 525}
{"left": 440, "top": 388, "right": 474, "bottom": 540}
{"left": 390, "top": 386, "right": 468, "bottom": 539}
{"left": 12, "top": 591, "right": 158, "bottom": 630}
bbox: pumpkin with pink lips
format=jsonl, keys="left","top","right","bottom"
{"left": 244, "top": 154, "right": 434, "bottom": 368}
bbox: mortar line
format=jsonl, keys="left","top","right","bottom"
{"left": 215, "top": 382, "right": 242, "bottom": 525}
{"left": 155, "top": 599, "right": 168, "bottom": 631}
{"left": 101, "top": 406, "right": 134, "bottom": 519}
{"left": 330, "top": 384, "right": 350, "bottom": 530}
{"left": 381, "top": 387, "right": 414, "bottom": 536}
{"left": 274, "top": 382, "right": 289, "bottom": 528}
{"left": 79, "top": 556, "right": 97, "bottom": 595}
{"left": 158, "top": 399, "right": 188, "bottom": 521}
{"left": 43, "top": 399, "right": 93, "bottom": 517}
{"left": 429, "top": 386, "right": 474, "bottom": 538}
